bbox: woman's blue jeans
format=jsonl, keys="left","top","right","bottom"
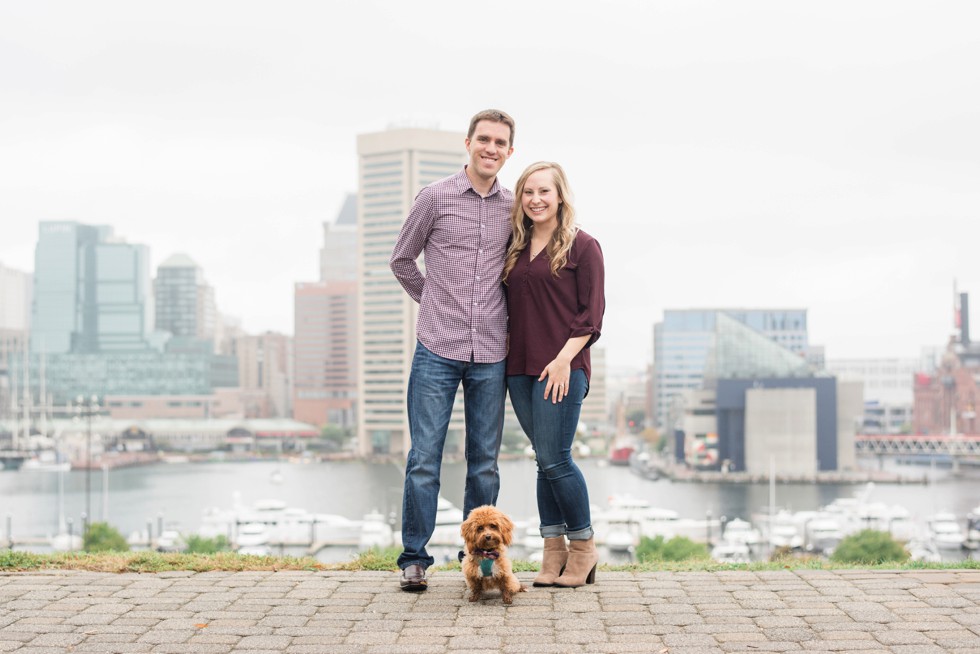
{"left": 397, "top": 342, "right": 506, "bottom": 570}
{"left": 507, "top": 370, "right": 593, "bottom": 540}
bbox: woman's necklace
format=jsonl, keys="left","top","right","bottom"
{"left": 529, "top": 227, "right": 552, "bottom": 262}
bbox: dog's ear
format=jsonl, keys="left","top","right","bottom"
{"left": 460, "top": 515, "right": 476, "bottom": 546}
{"left": 499, "top": 513, "right": 515, "bottom": 546}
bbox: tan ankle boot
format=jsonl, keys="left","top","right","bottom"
{"left": 533, "top": 536, "right": 568, "bottom": 587}
{"left": 554, "top": 537, "right": 597, "bottom": 587}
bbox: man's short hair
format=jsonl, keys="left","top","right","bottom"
{"left": 468, "top": 109, "right": 515, "bottom": 147}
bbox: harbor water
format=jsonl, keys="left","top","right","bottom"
{"left": 0, "top": 456, "right": 976, "bottom": 562}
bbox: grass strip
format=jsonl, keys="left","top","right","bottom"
{"left": 2, "top": 548, "right": 976, "bottom": 573}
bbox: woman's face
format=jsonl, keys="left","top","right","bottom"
{"left": 521, "top": 169, "right": 561, "bottom": 230}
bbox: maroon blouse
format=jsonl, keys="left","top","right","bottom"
{"left": 505, "top": 229, "right": 605, "bottom": 382}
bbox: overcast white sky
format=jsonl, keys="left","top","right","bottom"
{"left": 2, "top": 1, "right": 978, "bottom": 372}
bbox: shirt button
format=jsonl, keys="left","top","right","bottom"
{"left": 479, "top": 249, "right": 484, "bottom": 253}
{"left": 481, "top": 224, "right": 485, "bottom": 228}
{"left": 475, "top": 276, "right": 481, "bottom": 281}
{"left": 472, "top": 328, "right": 476, "bottom": 332}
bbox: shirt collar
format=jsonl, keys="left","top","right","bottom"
{"left": 456, "top": 166, "right": 503, "bottom": 198}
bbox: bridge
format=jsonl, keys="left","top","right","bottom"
{"left": 854, "top": 433, "right": 980, "bottom": 461}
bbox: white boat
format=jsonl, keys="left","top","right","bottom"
{"left": 927, "top": 512, "right": 965, "bottom": 550}
{"left": 358, "top": 510, "right": 395, "bottom": 550}
{"left": 427, "top": 496, "right": 464, "bottom": 547}
{"left": 906, "top": 537, "right": 941, "bottom": 563}
{"left": 156, "top": 530, "right": 186, "bottom": 553}
{"left": 21, "top": 450, "right": 71, "bottom": 472}
{"left": 199, "top": 496, "right": 363, "bottom": 547}
{"left": 711, "top": 538, "right": 751, "bottom": 563}
{"left": 766, "top": 511, "right": 804, "bottom": 550}
{"left": 966, "top": 506, "right": 980, "bottom": 548}
{"left": 804, "top": 514, "right": 844, "bottom": 553}
{"left": 48, "top": 532, "right": 82, "bottom": 552}
{"left": 721, "top": 518, "right": 761, "bottom": 547}
{"left": 236, "top": 522, "right": 271, "bottom": 555}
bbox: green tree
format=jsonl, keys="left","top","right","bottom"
{"left": 83, "top": 522, "right": 130, "bottom": 552}
{"left": 320, "top": 425, "right": 352, "bottom": 449}
{"left": 635, "top": 535, "right": 710, "bottom": 562}
{"left": 185, "top": 534, "right": 231, "bottom": 554}
{"left": 830, "top": 529, "right": 909, "bottom": 565}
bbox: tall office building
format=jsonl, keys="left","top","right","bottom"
{"left": 321, "top": 194, "right": 357, "bottom": 283}
{"left": 579, "top": 345, "right": 610, "bottom": 432}
{"left": 234, "top": 330, "right": 292, "bottom": 418}
{"left": 0, "top": 262, "right": 32, "bottom": 414}
{"left": 17, "top": 222, "right": 235, "bottom": 405}
{"left": 652, "top": 308, "right": 810, "bottom": 429}
{"left": 31, "top": 221, "right": 152, "bottom": 354}
{"left": 293, "top": 281, "right": 356, "bottom": 427}
{"left": 355, "top": 128, "right": 466, "bottom": 456}
{"left": 0, "top": 262, "right": 32, "bottom": 333}
{"left": 154, "top": 253, "right": 217, "bottom": 344}
{"left": 292, "top": 196, "right": 360, "bottom": 429}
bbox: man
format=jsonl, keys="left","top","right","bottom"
{"left": 389, "top": 109, "right": 515, "bottom": 592}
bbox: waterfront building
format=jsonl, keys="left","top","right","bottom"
{"left": 0, "top": 262, "right": 32, "bottom": 415}
{"left": 320, "top": 194, "right": 357, "bottom": 283}
{"left": 17, "top": 222, "right": 237, "bottom": 405}
{"left": 355, "top": 128, "right": 466, "bottom": 456}
{"left": 154, "top": 253, "right": 218, "bottom": 345}
{"left": 913, "top": 293, "right": 979, "bottom": 435}
{"left": 32, "top": 221, "right": 153, "bottom": 354}
{"left": 652, "top": 308, "right": 811, "bottom": 429}
{"left": 232, "top": 331, "right": 292, "bottom": 418}
{"left": 826, "top": 357, "right": 917, "bottom": 434}
{"left": 105, "top": 388, "right": 261, "bottom": 420}
{"left": 579, "top": 346, "right": 610, "bottom": 433}
{"left": 669, "top": 313, "right": 859, "bottom": 474}
{"left": 0, "top": 262, "right": 32, "bottom": 333}
{"left": 293, "top": 281, "right": 357, "bottom": 428}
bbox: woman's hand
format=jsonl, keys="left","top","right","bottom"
{"left": 539, "top": 357, "right": 571, "bottom": 404}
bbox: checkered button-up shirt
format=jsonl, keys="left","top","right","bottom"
{"left": 390, "top": 168, "right": 513, "bottom": 363}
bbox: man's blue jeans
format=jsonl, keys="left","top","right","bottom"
{"left": 507, "top": 370, "right": 594, "bottom": 540}
{"left": 397, "top": 341, "right": 506, "bottom": 570}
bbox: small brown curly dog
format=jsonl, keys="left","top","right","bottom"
{"left": 460, "top": 505, "right": 527, "bottom": 604}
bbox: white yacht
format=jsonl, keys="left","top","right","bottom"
{"left": 804, "top": 514, "right": 844, "bottom": 553}
{"left": 721, "top": 518, "right": 762, "bottom": 548}
{"left": 711, "top": 539, "right": 751, "bottom": 563}
{"left": 926, "top": 512, "right": 965, "bottom": 550}
{"left": 966, "top": 506, "right": 980, "bottom": 548}
{"left": 358, "top": 510, "right": 395, "bottom": 550}
{"left": 236, "top": 522, "right": 271, "bottom": 556}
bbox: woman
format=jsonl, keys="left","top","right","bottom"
{"left": 502, "top": 161, "right": 605, "bottom": 588}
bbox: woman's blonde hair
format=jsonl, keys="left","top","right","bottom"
{"left": 502, "top": 162, "right": 578, "bottom": 283}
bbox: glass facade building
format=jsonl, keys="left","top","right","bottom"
{"left": 23, "top": 222, "right": 236, "bottom": 406}
{"left": 653, "top": 308, "right": 810, "bottom": 429}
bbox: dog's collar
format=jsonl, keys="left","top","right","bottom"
{"left": 472, "top": 548, "right": 499, "bottom": 559}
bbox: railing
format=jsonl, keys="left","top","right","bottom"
{"left": 855, "top": 434, "right": 980, "bottom": 457}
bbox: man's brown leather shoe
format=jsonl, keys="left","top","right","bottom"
{"left": 399, "top": 564, "right": 427, "bottom": 592}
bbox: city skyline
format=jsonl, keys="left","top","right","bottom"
{"left": 2, "top": 1, "right": 978, "bottom": 371}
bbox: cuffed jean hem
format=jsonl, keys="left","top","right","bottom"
{"left": 399, "top": 560, "right": 427, "bottom": 570}
{"left": 539, "top": 524, "right": 594, "bottom": 539}
{"left": 567, "top": 526, "right": 594, "bottom": 540}
{"left": 539, "top": 524, "right": 566, "bottom": 538}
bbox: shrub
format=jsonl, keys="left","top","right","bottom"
{"left": 830, "top": 529, "right": 909, "bottom": 565}
{"left": 185, "top": 534, "right": 231, "bottom": 554}
{"left": 636, "top": 535, "right": 710, "bottom": 562}
{"left": 83, "top": 522, "right": 130, "bottom": 552}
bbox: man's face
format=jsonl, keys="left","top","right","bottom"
{"left": 465, "top": 120, "right": 513, "bottom": 181}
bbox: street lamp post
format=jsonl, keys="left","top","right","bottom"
{"left": 75, "top": 395, "right": 99, "bottom": 527}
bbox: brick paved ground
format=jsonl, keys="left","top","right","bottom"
{"left": 1, "top": 569, "right": 978, "bottom": 653}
